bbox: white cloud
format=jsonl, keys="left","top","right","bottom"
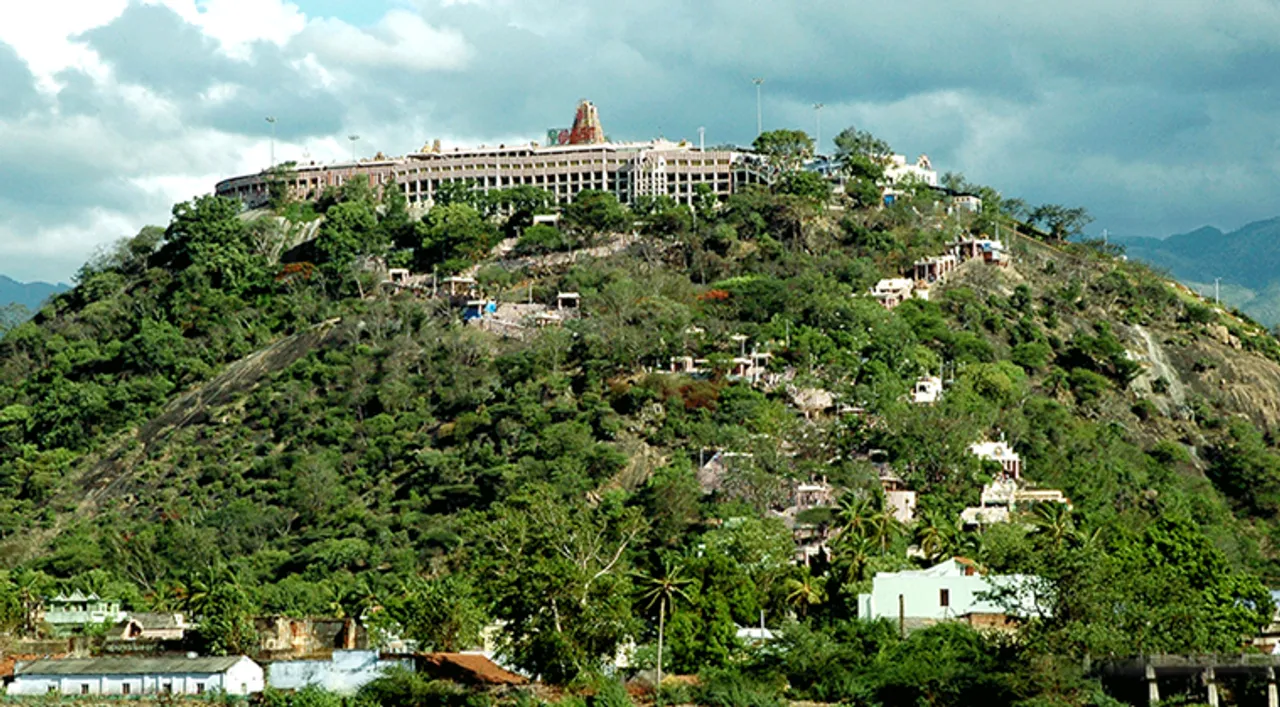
{"left": 298, "top": 10, "right": 472, "bottom": 73}
{"left": 0, "top": 0, "right": 127, "bottom": 89}
{"left": 147, "top": 0, "right": 307, "bottom": 59}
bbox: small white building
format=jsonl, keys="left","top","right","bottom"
{"left": 871, "top": 278, "right": 915, "bottom": 310}
{"left": 952, "top": 194, "right": 983, "bottom": 214}
{"left": 857, "top": 558, "right": 1041, "bottom": 626}
{"left": 40, "top": 592, "right": 127, "bottom": 635}
{"left": 9, "top": 656, "right": 264, "bottom": 697}
{"left": 970, "top": 440, "right": 1022, "bottom": 479}
{"left": 883, "top": 154, "right": 939, "bottom": 188}
{"left": 911, "top": 376, "right": 944, "bottom": 405}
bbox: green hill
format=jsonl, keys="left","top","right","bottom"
{"left": 4, "top": 171, "right": 1280, "bottom": 704}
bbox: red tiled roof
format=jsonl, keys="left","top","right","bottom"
{"left": 418, "top": 653, "right": 527, "bottom": 686}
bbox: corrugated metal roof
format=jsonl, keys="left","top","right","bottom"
{"left": 16, "top": 656, "right": 248, "bottom": 676}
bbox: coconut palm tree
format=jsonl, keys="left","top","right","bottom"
{"left": 866, "top": 504, "right": 902, "bottom": 553}
{"left": 913, "top": 511, "right": 957, "bottom": 564}
{"left": 634, "top": 559, "right": 693, "bottom": 699}
{"left": 1029, "top": 502, "right": 1075, "bottom": 550}
{"left": 837, "top": 494, "right": 874, "bottom": 539}
{"left": 785, "top": 573, "right": 827, "bottom": 618}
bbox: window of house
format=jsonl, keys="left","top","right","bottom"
{"left": 122, "top": 684, "right": 131, "bottom": 695}
{"left": 81, "top": 684, "right": 90, "bottom": 695}
{"left": 47, "top": 686, "right": 57, "bottom": 694}
{"left": 162, "top": 683, "right": 172, "bottom": 694}
{"left": 196, "top": 683, "right": 205, "bottom": 695}
{"left": 940, "top": 588, "right": 950, "bottom": 607}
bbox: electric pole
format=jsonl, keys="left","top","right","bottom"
{"left": 752, "top": 78, "right": 765, "bottom": 137}
{"left": 348, "top": 134, "right": 360, "bottom": 163}
{"left": 265, "top": 116, "right": 277, "bottom": 168}
{"left": 1215, "top": 277, "right": 1221, "bottom": 305}
{"left": 813, "top": 103, "right": 824, "bottom": 155}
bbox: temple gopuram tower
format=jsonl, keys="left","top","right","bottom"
{"left": 568, "top": 100, "right": 606, "bottom": 145}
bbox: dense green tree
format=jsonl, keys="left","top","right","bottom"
{"left": 563, "top": 189, "right": 631, "bottom": 237}
{"left": 752, "top": 129, "right": 814, "bottom": 173}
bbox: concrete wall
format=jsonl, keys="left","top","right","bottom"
{"left": 267, "top": 650, "right": 410, "bottom": 695}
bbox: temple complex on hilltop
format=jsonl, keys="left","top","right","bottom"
{"left": 216, "top": 100, "right": 769, "bottom": 209}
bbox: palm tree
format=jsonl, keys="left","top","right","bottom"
{"left": 785, "top": 573, "right": 827, "bottom": 618}
{"left": 1029, "top": 503, "right": 1075, "bottom": 550}
{"left": 836, "top": 494, "right": 874, "bottom": 539}
{"left": 866, "top": 504, "right": 902, "bottom": 553}
{"left": 834, "top": 533, "right": 875, "bottom": 584}
{"left": 634, "top": 560, "right": 693, "bottom": 699}
{"left": 913, "top": 511, "right": 957, "bottom": 564}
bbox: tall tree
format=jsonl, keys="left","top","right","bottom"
{"left": 634, "top": 559, "right": 693, "bottom": 698}
{"left": 1028, "top": 204, "right": 1093, "bottom": 241}
{"left": 753, "top": 129, "right": 815, "bottom": 173}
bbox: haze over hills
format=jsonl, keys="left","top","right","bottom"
{"left": 0, "top": 274, "right": 69, "bottom": 313}
{"left": 1115, "top": 218, "right": 1280, "bottom": 326}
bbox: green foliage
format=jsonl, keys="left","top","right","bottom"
{"left": 517, "top": 224, "right": 569, "bottom": 255}
{"left": 562, "top": 190, "right": 630, "bottom": 237}
{"left": 752, "top": 129, "right": 814, "bottom": 173}
{"left": 6, "top": 155, "right": 1280, "bottom": 707}
{"left": 392, "top": 574, "right": 487, "bottom": 651}
{"left": 417, "top": 202, "right": 497, "bottom": 273}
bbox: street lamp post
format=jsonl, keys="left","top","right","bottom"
{"left": 348, "top": 134, "right": 360, "bottom": 163}
{"left": 813, "top": 103, "right": 824, "bottom": 156}
{"left": 265, "top": 116, "right": 277, "bottom": 168}
{"left": 752, "top": 77, "right": 765, "bottom": 137}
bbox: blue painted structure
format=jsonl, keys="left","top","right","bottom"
{"left": 266, "top": 650, "right": 412, "bottom": 695}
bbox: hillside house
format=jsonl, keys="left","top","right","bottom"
{"left": 112, "top": 613, "right": 187, "bottom": 642}
{"left": 40, "top": 593, "right": 127, "bottom": 636}
{"left": 880, "top": 472, "right": 918, "bottom": 524}
{"left": 952, "top": 194, "right": 983, "bottom": 214}
{"left": 961, "top": 479, "right": 1069, "bottom": 530}
{"left": 883, "top": 154, "right": 939, "bottom": 188}
{"left": 970, "top": 440, "right": 1022, "bottom": 479}
{"left": 871, "top": 278, "right": 915, "bottom": 310}
{"left": 913, "top": 254, "right": 958, "bottom": 283}
{"left": 857, "top": 559, "right": 1042, "bottom": 630}
{"left": 911, "top": 376, "right": 944, "bottom": 404}
{"left": 9, "top": 656, "right": 264, "bottom": 696}
{"left": 954, "top": 238, "right": 1009, "bottom": 266}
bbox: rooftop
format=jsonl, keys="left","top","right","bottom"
{"left": 16, "top": 656, "right": 247, "bottom": 676}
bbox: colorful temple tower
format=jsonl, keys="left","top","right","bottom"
{"left": 568, "top": 100, "right": 606, "bottom": 145}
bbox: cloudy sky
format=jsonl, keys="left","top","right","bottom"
{"left": 3, "top": 0, "right": 1280, "bottom": 283}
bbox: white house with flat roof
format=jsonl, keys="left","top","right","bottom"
{"left": 970, "top": 440, "right": 1022, "bottom": 479}
{"left": 9, "top": 656, "right": 264, "bottom": 696}
{"left": 857, "top": 559, "right": 1042, "bottom": 628}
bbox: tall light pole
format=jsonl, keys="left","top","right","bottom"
{"left": 813, "top": 103, "right": 824, "bottom": 156}
{"left": 348, "top": 134, "right": 360, "bottom": 163}
{"left": 698, "top": 126, "right": 705, "bottom": 152}
{"left": 1215, "top": 277, "right": 1221, "bottom": 305}
{"left": 752, "top": 77, "right": 765, "bottom": 138}
{"left": 265, "top": 116, "right": 277, "bottom": 168}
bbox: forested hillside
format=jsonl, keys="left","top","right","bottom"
{"left": 5, "top": 133, "right": 1280, "bottom": 706}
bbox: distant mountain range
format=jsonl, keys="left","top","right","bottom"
{"left": 1115, "top": 218, "right": 1280, "bottom": 327}
{"left": 0, "top": 275, "right": 69, "bottom": 313}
